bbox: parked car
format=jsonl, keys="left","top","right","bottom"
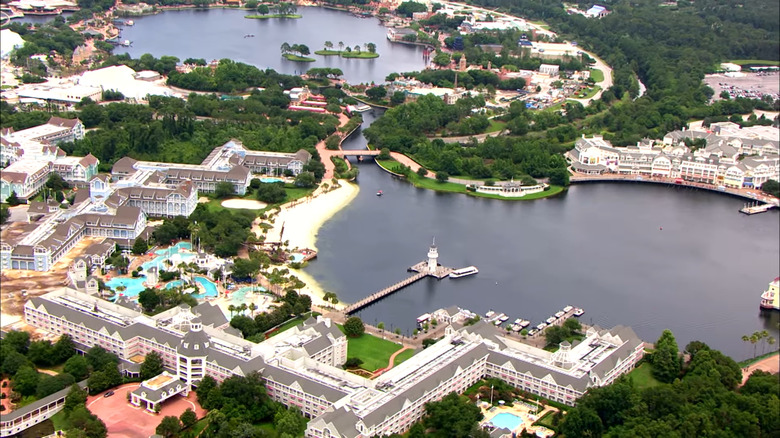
{"left": 104, "top": 391, "right": 115, "bottom": 398}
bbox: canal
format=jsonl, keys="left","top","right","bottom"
{"left": 306, "top": 111, "right": 780, "bottom": 361}
{"left": 117, "top": 7, "right": 428, "bottom": 84}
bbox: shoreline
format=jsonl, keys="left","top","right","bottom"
{"left": 262, "top": 180, "right": 359, "bottom": 308}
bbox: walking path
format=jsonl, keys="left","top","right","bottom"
{"left": 372, "top": 345, "right": 412, "bottom": 378}
{"left": 740, "top": 352, "right": 779, "bottom": 386}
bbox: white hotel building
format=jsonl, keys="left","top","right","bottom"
{"left": 23, "top": 288, "right": 644, "bottom": 438}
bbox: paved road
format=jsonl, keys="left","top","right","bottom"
{"left": 569, "top": 50, "right": 613, "bottom": 105}
{"left": 741, "top": 352, "right": 780, "bottom": 386}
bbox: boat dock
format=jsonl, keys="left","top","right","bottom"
{"left": 343, "top": 240, "right": 460, "bottom": 315}
{"left": 740, "top": 202, "right": 777, "bottom": 215}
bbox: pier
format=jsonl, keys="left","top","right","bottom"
{"left": 343, "top": 240, "right": 460, "bottom": 315}
{"left": 740, "top": 202, "right": 777, "bottom": 215}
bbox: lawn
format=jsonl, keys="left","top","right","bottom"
{"left": 574, "top": 86, "right": 602, "bottom": 99}
{"left": 728, "top": 60, "right": 780, "bottom": 66}
{"left": 376, "top": 159, "right": 566, "bottom": 201}
{"left": 341, "top": 52, "right": 379, "bottom": 59}
{"left": 337, "top": 327, "right": 407, "bottom": 372}
{"left": 486, "top": 119, "right": 506, "bottom": 133}
{"left": 535, "top": 411, "right": 557, "bottom": 429}
{"left": 282, "top": 54, "right": 315, "bottom": 62}
{"left": 627, "top": 362, "right": 661, "bottom": 390}
{"left": 50, "top": 410, "right": 70, "bottom": 431}
{"left": 283, "top": 185, "right": 316, "bottom": 203}
{"left": 589, "top": 68, "right": 605, "bottom": 82}
{"left": 244, "top": 14, "right": 302, "bottom": 19}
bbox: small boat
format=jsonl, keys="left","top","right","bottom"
{"left": 546, "top": 316, "right": 556, "bottom": 324}
{"left": 528, "top": 328, "right": 538, "bottom": 336}
{"left": 520, "top": 320, "right": 531, "bottom": 328}
{"left": 353, "top": 104, "right": 371, "bottom": 112}
{"left": 536, "top": 323, "right": 547, "bottom": 330}
{"left": 244, "top": 34, "right": 255, "bottom": 38}
{"left": 449, "top": 266, "right": 478, "bottom": 279}
{"left": 573, "top": 308, "right": 585, "bottom": 317}
{"left": 126, "top": 20, "right": 134, "bottom": 26}
{"left": 514, "top": 318, "right": 522, "bottom": 325}
{"left": 554, "top": 311, "right": 565, "bottom": 318}
{"left": 376, "top": 190, "right": 383, "bottom": 196}
{"left": 498, "top": 314, "right": 509, "bottom": 322}
{"left": 494, "top": 320, "right": 502, "bottom": 326}
{"left": 485, "top": 310, "right": 495, "bottom": 318}
{"left": 563, "top": 305, "right": 573, "bottom": 313}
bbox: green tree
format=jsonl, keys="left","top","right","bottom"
{"left": 294, "top": 171, "right": 316, "bottom": 188}
{"left": 140, "top": 351, "right": 164, "bottom": 380}
{"left": 366, "top": 42, "right": 377, "bottom": 53}
{"left": 559, "top": 407, "right": 603, "bottom": 438}
{"left": 156, "top": 416, "right": 182, "bottom": 438}
{"left": 435, "top": 171, "right": 449, "bottom": 182}
{"left": 244, "top": 0, "right": 258, "bottom": 9}
{"left": 544, "top": 325, "right": 568, "bottom": 346}
{"left": 0, "top": 205, "right": 9, "bottom": 224}
{"left": 1, "top": 350, "right": 29, "bottom": 375}
{"left": 45, "top": 173, "right": 70, "bottom": 192}
{"left": 563, "top": 317, "right": 582, "bottom": 333}
{"left": 132, "top": 238, "right": 149, "bottom": 255}
{"left": 6, "top": 191, "right": 22, "bottom": 206}
{"left": 256, "top": 182, "right": 287, "bottom": 204}
{"left": 366, "top": 86, "right": 387, "bottom": 101}
{"left": 138, "top": 288, "right": 161, "bottom": 312}
{"left": 214, "top": 181, "right": 236, "bottom": 199}
{"left": 64, "top": 383, "right": 88, "bottom": 413}
{"left": 274, "top": 408, "right": 307, "bottom": 436}
{"left": 652, "top": 329, "right": 681, "bottom": 383}
{"left": 85, "top": 346, "right": 119, "bottom": 372}
{"left": 391, "top": 91, "right": 406, "bottom": 105}
{"left": 180, "top": 408, "right": 198, "bottom": 428}
{"left": 36, "top": 373, "right": 76, "bottom": 399}
{"left": 343, "top": 316, "right": 365, "bottom": 338}
{"left": 64, "top": 355, "right": 89, "bottom": 381}
{"left": 12, "top": 366, "right": 40, "bottom": 396}
{"left": 761, "top": 179, "right": 779, "bottom": 197}
{"left": 27, "top": 340, "right": 54, "bottom": 366}
{"left": 257, "top": 4, "right": 269, "bottom": 14}
{"left": 4, "top": 330, "right": 31, "bottom": 354}
{"left": 423, "top": 392, "right": 483, "bottom": 437}
{"left": 67, "top": 405, "right": 108, "bottom": 438}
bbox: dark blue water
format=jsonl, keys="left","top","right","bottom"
{"left": 307, "top": 112, "right": 780, "bottom": 361}
{"left": 117, "top": 7, "right": 428, "bottom": 84}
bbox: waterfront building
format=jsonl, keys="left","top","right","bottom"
{"left": 23, "top": 288, "right": 643, "bottom": 438}
{"left": 760, "top": 277, "right": 779, "bottom": 310}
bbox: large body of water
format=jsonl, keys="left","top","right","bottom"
{"left": 306, "top": 111, "right": 780, "bottom": 361}
{"left": 117, "top": 7, "right": 428, "bottom": 84}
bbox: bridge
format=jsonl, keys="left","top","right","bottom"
{"left": 330, "top": 150, "right": 381, "bottom": 157}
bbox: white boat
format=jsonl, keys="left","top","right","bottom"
{"left": 520, "top": 320, "right": 530, "bottom": 328}
{"left": 514, "top": 318, "right": 523, "bottom": 325}
{"left": 449, "top": 266, "right": 478, "bottom": 279}
{"left": 536, "top": 323, "right": 547, "bottom": 330}
{"left": 493, "top": 319, "right": 502, "bottom": 326}
{"left": 353, "top": 104, "right": 371, "bottom": 112}
{"left": 528, "top": 328, "right": 538, "bottom": 336}
{"left": 563, "top": 305, "right": 573, "bottom": 313}
{"left": 555, "top": 311, "right": 565, "bottom": 318}
{"left": 376, "top": 190, "right": 383, "bottom": 196}
{"left": 546, "top": 316, "right": 556, "bottom": 324}
{"left": 498, "top": 314, "right": 509, "bottom": 322}
{"left": 573, "top": 308, "right": 585, "bottom": 317}
{"left": 485, "top": 310, "right": 495, "bottom": 318}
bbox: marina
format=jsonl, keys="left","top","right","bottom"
{"left": 740, "top": 202, "right": 777, "bottom": 215}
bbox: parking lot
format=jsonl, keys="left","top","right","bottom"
{"left": 703, "top": 71, "right": 780, "bottom": 102}
{"left": 87, "top": 384, "right": 206, "bottom": 438}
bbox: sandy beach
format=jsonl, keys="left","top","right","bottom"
{"left": 264, "top": 181, "right": 359, "bottom": 251}
{"left": 257, "top": 180, "right": 358, "bottom": 308}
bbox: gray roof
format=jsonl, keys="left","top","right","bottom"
{"left": 0, "top": 380, "right": 88, "bottom": 421}
{"left": 132, "top": 376, "right": 185, "bottom": 402}
{"left": 192, "top": 302, "right": 228, "bottom": 328}
{"left": 177, "top": 327, "right": 210, "bottom": 356}
{"left": 262, "top": 362, "right": 350, "bottom": 403}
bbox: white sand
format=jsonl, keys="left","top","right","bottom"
{"left": 221, "top": 198, "right": 268, "bottom": 210}
{"left": 265, "top": 182, "right": 359, "bottom": 251}
{"left": 261, "top": 181, "right": 358, "bottom": 309}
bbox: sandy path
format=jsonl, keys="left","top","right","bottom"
{"left": 741, "top": 352, "right": 779, "bottom": 386}
{"left": 388, "top": 152, "right": 434, "bottom": 177}
{"left": 316, "top": 113, "right": 352, "bottom": 180}
{"left": 372, "top": 346, "right": 412, "bottom": 377}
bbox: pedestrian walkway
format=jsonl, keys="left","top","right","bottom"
{"left": 372, "top": 345, "right": 412, "bottom": 377}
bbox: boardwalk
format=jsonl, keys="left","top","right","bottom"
{"left": 344, "top": 272, "right": 428, "bottom": 314}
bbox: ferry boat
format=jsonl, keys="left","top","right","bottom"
{"left": 554, "top": 311, "right": 565, "bottom": 318}
{"left": 573, "top": 308, "right": 585, "bottom": 317}
{"left": 449, "top": 266, "right": 478, "bottom": 279}
{"left": 760, "top": 277, "right": 779, "bottom": 310}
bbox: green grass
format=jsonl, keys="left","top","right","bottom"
{"left": 38, "top": 363, "right": 65, "bottom": 374}
{"left": 627, "top": 362, "right": 661, "bottom": 390}
{"left": 341, "top": 52, "right": 379, "bottom": 59}
{"left": 282, "top": 54, "right": 315, "bottom": 62}
{"left": 244, "top": 13, "right": 302, "bottom": 19}
{"left": 728, "top": 60, "right": 780, "bottom": 66}
{"left": 50, "top": 410, "right": 71, "bottom": 431}
{"left": 589, "top": 68, "right": 605, "bottom": 82}
{"left": 283, "top": 185, "right": 316, "bottom": 203}
{"left": 574, "top": 86, "right": 601, "bottom": 99}
{"left": 337, "top": 327, "right": 407, "bottom": 372}
{"left": 376, "top": 159, "right": 566, "bottom": 200}
{"left": 486, "top": 119, "right": 506, "bottom": 133}
{"left": 315, "top": 49, "right": 342, "bottom": 56}
{"left": 535, "top": 411, "right": 557, "bottom": 429}
{"left": 393, "top": 348, "right": 416, "bottom": 366}
{"left": 737, "top": 351, "right": 779, "bottom": 367}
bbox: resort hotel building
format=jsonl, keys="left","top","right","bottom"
{"left": 1, "top": 119, "right": 316, "bottom": 272}
{"left": 20, "top": 287, "right": 644, "bottom": 437}
{"left": 567, "top": 125, "right": 779, "bottom": 188}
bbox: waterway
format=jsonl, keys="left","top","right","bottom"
{"left": 306, "top": 111, "right": 780, "bottom": 361}
{"left": 116, "top": 7, "right": 428, "bottom": 84}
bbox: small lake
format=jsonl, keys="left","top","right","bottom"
{"left": 116, "top": 7, "right": 429, "bottom": 84}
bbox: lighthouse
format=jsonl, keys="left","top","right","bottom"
{"left": 427, "top": 238, "right": 439, "bottom": 273}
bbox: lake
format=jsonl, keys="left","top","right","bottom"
{"left": 116, "top": 7, "right": 429, "bottom": 84}
{"left": 306, "top": 112, "right": 780, "bottom": 361}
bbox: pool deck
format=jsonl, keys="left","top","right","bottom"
{"left": 480, "top": 403, "right": 556, "bottom": 437}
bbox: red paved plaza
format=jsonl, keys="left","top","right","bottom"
{"left": 87, "top": 384, "right": 206, "bottom": 438}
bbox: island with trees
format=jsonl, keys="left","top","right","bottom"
{"left": 244, "top": 2, "right": 301, "bottom": 19}
{"left": 315, "top": 40, "right": 379, "bottom": 59}
{"left": 280, "top": 42, "right": 314, "bottom": 62}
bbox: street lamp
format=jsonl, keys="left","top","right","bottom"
{"left": 489, "top": 384, "right": 494, "bottom": 405}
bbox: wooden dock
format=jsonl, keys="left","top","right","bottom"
{"left": 343, "top": 262, "right": 455, "bottom": 315}
{"left": 740, "top": 202, "right": 777, "bottom": 215}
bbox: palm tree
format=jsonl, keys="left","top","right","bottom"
{"left": 768, "top": 336, "right": 776, "bottom": 352}
{"left": 239, "top": 303, "right": 248, "bottom": 315}
{"left": 228, "top": 304, "right": 236, "bottom": 318}
{"left": 742, "top": 335, "right": 751, "bottom": 357}
{"left": 760, "top": 330, "right": 769, "bottom": 355}
{"left": 249, "top": 302, "right": 258, "bottom": 317}
{"left": 324, "top": 41, "right": 333, "bottom": 50}
{"left": 749, "top": 333, "right": 759, "bottom": 358}
{"left": 338, "top": 41, "right": 344, "bottom": 52}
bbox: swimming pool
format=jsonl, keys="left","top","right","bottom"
{"left": 105, "top": 276, "right": 147, "bottom": 298}
{"left": 260, "top": 177, "right": 284, "bottom": 183}
{"left": 142, "top": 242, "right": 195, "bottom": 272}
{"left": 289, "top": 253, "right": 305, "bottom": 263}
{"left": 192, "top": 276, "right": 219, "bottom": 298}
{"left": 165, "top": 280, "right": 184, "bottom": 289}
{"left": 489, "top": 412, "right": 523, "bottom": 431}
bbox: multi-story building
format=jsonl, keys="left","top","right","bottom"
{"left": 0, "top": 160, "right": 52, "bottom": 202}
{"left": 760, "top": 277, "right": 779, "bottom": 311}
{"left": 108, "top": 180, "right": 198, "bottom": 218}
{"left": 1, "top": 117, "right": 85, "bottom": 146}
{"left": 24, "top": 288, "right": 644, "bottom": 438}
